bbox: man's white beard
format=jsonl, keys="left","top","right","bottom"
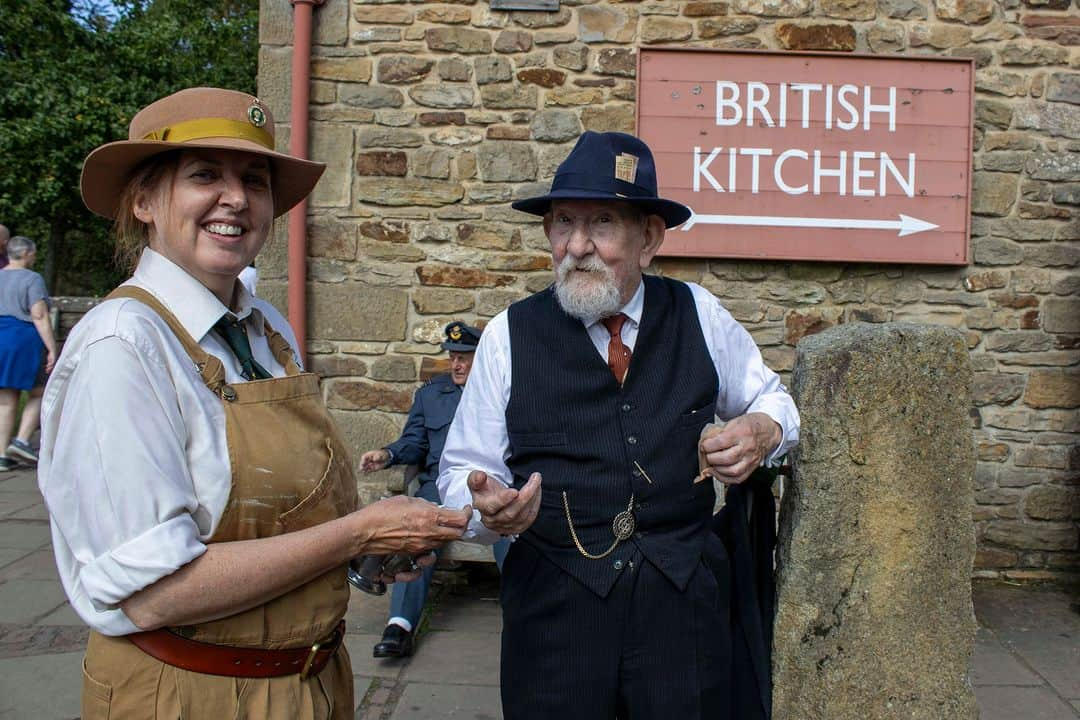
{"left": 553, "top": 255, "right": 622, "bottom": 322}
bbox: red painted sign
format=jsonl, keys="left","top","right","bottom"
{"left": 637, "top": 48, "right": 974, "bottom": 265}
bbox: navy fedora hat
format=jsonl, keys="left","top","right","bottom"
{"left": 511, "top": 131, "right": 691, "bottom": 229}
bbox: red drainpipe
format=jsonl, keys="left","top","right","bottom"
{"left": 287, "top": 0, "right": 324, "bottom": 365}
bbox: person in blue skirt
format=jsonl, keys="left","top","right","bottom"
{"left": 0, "top": 236, "right": 58, "bottom": 470}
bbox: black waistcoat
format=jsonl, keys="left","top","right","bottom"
{"left": 505, "top": 275, "right": 719, "bottom": 597}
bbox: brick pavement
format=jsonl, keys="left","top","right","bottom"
{"left": 1, "top": 464, "right": 1077, "bottom": 719}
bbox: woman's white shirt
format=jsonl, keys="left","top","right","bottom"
{"left": 38, "top": 248, "right": 301, "bottom": 636}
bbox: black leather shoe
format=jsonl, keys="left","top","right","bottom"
{"left": 373, "top": 624, "right": 413, "bottom": 658}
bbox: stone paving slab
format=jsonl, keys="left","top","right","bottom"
{"left": 996, "top": 628, "right": 1080, "bottom": 700}
{"left": 345, "top": 587, "right": 393, "bottom": 634}
{"left": 388, "top": 682, "right": 502, "bottom": 720}
{"left": 0, "top": 474, "right": 40, "bottom": 493}
{"left": 977, "top": 685, "right": 1079, "bottom": 720}
{"left": 344, "top": 634, "right": 406, "bottom": 679}
{"left": 972, "top": 628, "right": 1042, "bottom": 687}
{"left": 0, "top": 579, "right": 68, "bottom": 624}
{"left": 0, "top": 493, "right": 41, "bottom": 518}
{"left": 0, "top": 547, "right": 33, "bottom": 570}
{"left": 401, "top": 630, "right": 500, "bottom": 686}
{"left": 0, "top": 521, "right": 51, "bottom": 550}
{"left": 37, "top": 604, "right": 84, "bottom": 627}
{"left": 0, "top": 650, "right": 83, "bottom": 720}
{"left": 427, "top": 591, "right": 502, "bottom": 634}
{"left": 353, "top": 676, "right": 373, "bottom": 712}
{"left": 0, "top": 549, "right": 60, "bottom": 581}
{"left": 9, "top": 503, "right": 49, "bottom": 521}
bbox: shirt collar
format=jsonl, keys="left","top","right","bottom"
{"left": 130, "top": 248, "right": 264, "bottom": 343}
{"left": 584, "top": 279, "right": 644, "bottom": 332}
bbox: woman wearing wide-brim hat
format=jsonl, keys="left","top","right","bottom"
{"left": 38, "top": 87, "right": 470, "bottom": 719}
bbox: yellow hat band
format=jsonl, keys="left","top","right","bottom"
{"left": 142, "top": 118, "right": 274, "bottom": 151}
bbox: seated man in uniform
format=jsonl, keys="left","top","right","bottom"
{"left": 360, "top": 321, "right": 509, "bottom": 658}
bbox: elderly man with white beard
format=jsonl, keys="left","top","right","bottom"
{"left": 438, "top": 131, "right": 800, "bottom": 720}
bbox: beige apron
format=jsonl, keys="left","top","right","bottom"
{"left": 80, "top": 286, "right": 358, "bottom": 720}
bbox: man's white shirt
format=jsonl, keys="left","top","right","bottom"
{"left": 438, "top": 279, "right": 800, "bottom": 544}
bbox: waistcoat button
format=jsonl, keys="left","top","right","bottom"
{"left": 613, "top": 560, "right": 624, "bottom": 570}
{"left": 627, "top": 435, "right": 637, "bottom": 445}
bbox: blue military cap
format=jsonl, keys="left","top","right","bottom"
{"left": 511, "top": 131, "right": 691, "bottom": 229}
{"left": 442, "top": 321, "right": 481, "bottom": 352}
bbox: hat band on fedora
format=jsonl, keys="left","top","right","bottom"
{"left": 551, "top": 172, "right": 653, "bottom": 199}
{"left": 142, "top": 118, "right": 274, "bottom": 151}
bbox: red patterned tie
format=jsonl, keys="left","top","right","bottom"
{"left": 601, "top": 313, "right": 632, "bottom": 385}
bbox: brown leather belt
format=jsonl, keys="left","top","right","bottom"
{"left": 126, "top": 620, "right": 345, "bottom": 679}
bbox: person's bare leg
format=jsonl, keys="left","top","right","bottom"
{"left": 0, "top": 389, "right": 18, "bottom": 454}
{"left": 16, "top": 386, "right": 43, "bottom": 443}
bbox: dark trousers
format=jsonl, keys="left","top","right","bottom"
{"left": 499, "top": 537, "right": 733, "bottom": 720}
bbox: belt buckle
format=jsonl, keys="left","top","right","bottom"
{"left": 299, "top": 639, "right": 325, "bottom": 680}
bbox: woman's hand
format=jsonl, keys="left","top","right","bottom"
{"left": 352, "top": 495, "right": 470, "bottom": 557}
{"left": 44, "top": 349, "right": 56, "bottom": 374}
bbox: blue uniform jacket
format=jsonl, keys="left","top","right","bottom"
{"left": 384, "top": 373, "right": 462, "bottom": 484}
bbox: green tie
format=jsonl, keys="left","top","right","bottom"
{"left": 214, "top": 315, "right": 272, "bottom": 381}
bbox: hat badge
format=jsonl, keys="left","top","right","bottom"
{"left": 247, "top": 102, "right": 267, "bottom": 128}
{"left": 449, "top": 325, "right": 462, "bottom": 341}
{"left": 614, "top": 152, "right": 638, "bottom": 184}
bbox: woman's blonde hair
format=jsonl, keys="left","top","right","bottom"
{"left": 112, "top": 151, "right": 179, "bottom": 272}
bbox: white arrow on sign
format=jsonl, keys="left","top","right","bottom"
{"left": 680, "top": 212, "right": 939, "bottom": 237}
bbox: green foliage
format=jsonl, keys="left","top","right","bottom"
{"left": 0, "top": 0, "right": 258, "bottom": 294}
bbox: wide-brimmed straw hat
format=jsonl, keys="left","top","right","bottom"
{"left": 511, "top": 131, "right": 691, "bottom": 229}
{"left": 80, "top": 87, "right": 325, "bottom": 220}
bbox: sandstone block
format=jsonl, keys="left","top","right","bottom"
{"left": 685, "top": 2, "right": 731, "bottom": 16}
{"left": 353, "top": 5, "right": 413, "bottom": 24}
{"left": 1027, "top": 152, "right": 1080, "bottom": 181}
{"left": 963, "top": 270, "right": 1009, "bottom": 291}
{"left": 784, "top": 307, "right": 844, "bottom": 344}
{"left": 517, "top": 68, "right": 567, "bottom": 88}
{"left": 1000, "top": 41, "right": 1070, "bottom": 66}
{"left": 595, "top": 48, "right": 637, "bottom": 77}
{"left": 973, "top": 372, "right": 1027, "bottom": 405}
{"left": 487, "top": 125, "right": 531, "bottom": 141}
{"left": 547, "top": 87, "right": 605, "bottom": 107}
{"left": 351, "top": 27, "right": 402, "bottom": 43}
{"left": 495, "top": 30, "right": 533, "bottom": 53}
{"left": 973, "top": 237, "right": 1023, "bottom": 265}
{"left": 311, "top": 57, "right": 372, "bottom": 83}
{"left": 1052, "top": 183, "right": 1080, "bottom": 205}
{"left": 641, "top": 17, "right": 694, "bottom": 43}
{"left": 777, "top": 21, "right": 851, "bottom": 49}
{"left": 477, "top": 289, "right": 526, "bottom": 317}
{"left": 310, "top": 283, "right": 407, "bottom": 342}
{"left": 308, "top": 354, "right": 368, "bottom": 379}
{"left": 910, "top": 23, "right": 972, "bottom": 47}
{"left": 1041, "top": 297, "right": 1080, "bottom": 333}
{"left": 341, "top": 86, "right": 404, "bottom": 109}
{"left": 983, "top": 521, "right": 1078, "bottom": 550}
{"left": 356, "top": 151, "right": 408, "bottom": 176}
{"left": 1025, "top": 485, "right": 1080, "bottom": 521}
{"left": 879, "top": 0, "right": 928, "bottom": 18}
{"left": 354, "top": 177, "right": 463, "bottom": 207}
{"left": 357, "top": 127, "right": 423, "bottom": 149}
{"left": 974, "top": 99, "right": 1012, "bottom": 130}
{"left": 822, "top": 0, "right": 876, "bottom": 19}
{"left": 866, "top": 21, "right": 906, "bottom": 51}
{"left": 481, "top": 85, "right": 540, "bottom": 109}
{"left": 1047, "top": 72, "right": 1080, "bottom": 104}
{"left": 699, "top": 16, "right": 761, "bottom": 36}
{"left": 417, "top": 5, "right": 471, "bottom": 24}
{"left": 1016, "top": 101, "right": 1080, "bottom": 139}
{"left": 581, "top": 103, "right": 636, "bottom": 133}
{"left": 530, "top": 109, "right": 580, "bottom": 142}
{"left": 579, "top": 4, "right": 634, "bottom": 43}
{"left": 778, "top": 324, "right": 976, "bottom": 720}
{"left": 359, "top": 221, "right": 409, "bottom": 245}
{"left": 409, "top": 85, "right": 476, "bottom": 109}
{"left": 309, "top": 123, "right": 353, "bottom": 208}
{"left": 326, "top": 380, "right": 414, "bottom": 414}
{"left": 413, "top": 148, "right": 451, "bottom": 179}
{"left": 425, "top": 27, "right": 492, "bottom": 54}
{"left": 416, "top": 265, "right": 515, "bottom": 289}
{"left": 437, "top": 58, "right": 471, "bottom": 82}
{"left": 975, "top": 69, "right": 1027, "bottom": 97}
{"left": 477, "top": 142, "right": 538, "bottom": 182}
{"left": 934, "top": 0, "right": 993, "bottom": 23}
{"left": 368, "top": 356, "right": 418, "bottom": 383}
{"left": 1020, "top": 13, "right": 1080, "bottom": 44}
{"left": 309, "top": 215, "right": 358, "bottom": 261}
{"left": 554, "top": 43, "right": 589, "bottom": 71}
{"left": 734, "top": 0, "right": 813, "bottom": 15}
{"left": 420, "top": 357, "right": 452, "bottom": 381}
{"left": 510, "top": 7, "right": 572, "bottom": 28}
{"left": 1024, "top": 369, "right": 1080, "bottom": 408}
{"left": 972, "top": 172, "right": 1019, "bottom": 216}
{"left": 474, "top": 56, "right": 513, "bottom": 85}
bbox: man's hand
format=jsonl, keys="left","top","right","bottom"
{"left": 360, "top": 449, "right": 391, "bottom": 474}
{"left": 467, "top": 470, "right": 542, "bottom": 536}
{"left": 700, "top": 412, "right": 782, "bottom": 485}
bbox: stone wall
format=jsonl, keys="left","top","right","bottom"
{"left": 257, "top": 0, "right": 1079, "bottom": 577}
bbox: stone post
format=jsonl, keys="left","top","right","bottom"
{"left": 774, "top": 323, "right": 978, "bottom": 720}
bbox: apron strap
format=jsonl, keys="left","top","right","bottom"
{"left": 106, "top": 285, "right": 228, "bottom": 392}
{"left": 263, "top": 322, "right": 302, "bottom": 376}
